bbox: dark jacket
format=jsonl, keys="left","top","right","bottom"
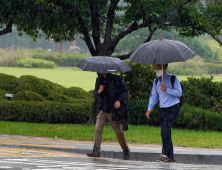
{"left": 93, "top": 73, "right": 128, "bottom": 114}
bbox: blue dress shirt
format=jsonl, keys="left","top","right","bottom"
{"left": 148, "top": 72, "right": 182, "bottom": 111}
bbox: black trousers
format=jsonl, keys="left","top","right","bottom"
{"left": 159, "top": 104, "right": 180, "bottom": 159}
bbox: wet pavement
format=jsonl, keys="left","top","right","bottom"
{"left": 0, "top": 134, "right": 222, "bottom": 166}
{"left": 0, "top": 151, "right": 222, "bottom": 170}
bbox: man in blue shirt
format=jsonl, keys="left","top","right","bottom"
{"left": 146, "top": 64, "right": 182, "bottom": 163}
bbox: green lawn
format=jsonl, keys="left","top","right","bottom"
{"left": 1, "top": 121, "right": 222, "bottom": 149}
{"left": 177, "top": 75, "right": 222, "bottom": 81}
{"left": 0, "top": 66, "right": 222, "bottom": 92}
{"left": 0, "top": 67, "right": 97, "bottom": 91}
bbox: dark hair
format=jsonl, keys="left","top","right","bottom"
{"left": 163, "top": 64, "right": 168, "bottom": 68}
{"left": 153, "top": 64, "right": 168, "bottom": 69}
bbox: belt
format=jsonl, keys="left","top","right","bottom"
{"left": 160, "top": 103, "right": 179, "bottom": 109}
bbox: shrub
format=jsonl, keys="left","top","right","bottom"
{"left": 14, "top": 75, "right": 51, "bottom": 97}
{"left": 120, "top": 61, "right": 156, "bottom": 99}
{"left": 64, "top": 87, "right": 94, "bottom": 99}
{"left": 0, "top": 89, "right": 6, "bottom": 100}
{"left": 14, "top": 91, "right": 45, "bottom": 102}
{"left": 205, "top": 63, "right": 222, "bottom": 74}
{"left": 128, "top": 99, "right": 159, "bottom": 126}
{"left": 128, "top": 99, "right": 222, "bottom": 131}
{"left": 0, "top": 73, "right": 17, "bottom": 93}
{"left": 168, "top": 56, "right": 205, "bottom": 75}
{"left": 39, "top": 78, "right": 66, "bottom": 94}
{"left": 168, "top": 68, "right": 194, "bottom": 75}
{"left": 182, "top": 76, "right": 222, "bottom": 110}
{"left": 0, "top": 100, "right": 93, "bottom": 124}
{"left": 46, "top": 91, "right": 75, "bottom": 103}
{"left": 33, "top": 52, "right": 90, "bottom": 67}
{"left": 174, "top": 104, "right": 222, "bottom": 131}
{"left": 0, "top": 48, "right": 33, "bottom": 67}
{"left": 17, "top": 58, "right": 56, "bottom": 68}
{"left": 0, "top": 48, "right": 90, "bottom": 67}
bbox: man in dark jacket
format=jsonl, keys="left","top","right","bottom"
{"left": 87, "top": 73, "right": 130, "bottom": 160}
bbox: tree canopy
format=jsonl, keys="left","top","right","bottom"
{"left": 1, "top": 0, "right": 221, "bottom": 59}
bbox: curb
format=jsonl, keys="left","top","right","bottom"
{"left": 1, "top": 144, "right": 222, "bottom": 165}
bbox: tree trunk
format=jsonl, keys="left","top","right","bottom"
{"left": 58, "top": 41, "right": 63, "bottom": 53}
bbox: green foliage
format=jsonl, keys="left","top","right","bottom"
{"left": 0, "top": 48, "right": 90, "bottom": 67}
{"left": 182, "top": 76, "right": 222, "bottom": 110}
{"left": 0, "top": 72, "right": 94, "bottom": 124}
{"left": 17, "top": 58, "right": 56, "bottom": 68}
{"left": 14, "top": 75, "right": 51, "bottom": 97}
{"left": 0, "top": 89, "right": 5, "bottom": 100}
{"left": 64, "top": 87, "right": 93, "bottom": 99}
{"left": 0, "top": 100, "right": 92, "bottom": 124}
{"left": 14, "top": 91, "right": 46, "bottom": 102}
{"left": 33, "top": 52, "right": 90, "bottom": 67}
{"left": 128, "top": 99, "right": 222, "bottom": 131}
{"left": 205, "top": 63, "right": 222, "bottom": 74}
{"left": 0, "top": 73, "right": 17, "bottom": 93}
{"left": 128, "top": 99, "right": 159, "bottom": 126}
{"left": 0, "top": 26, "right": 89, "bottom": 53}
{"left": 120, "top": 61, "right": 156, "bottom": 99}
{"left": 0, "top": 48, "right": 37, "bottom": 67}
{"left": 46, "top": 91, "right": 93, "bottom": 103}
{"left": 174, "top": 104, "right": 222, "bottom": 131}
{"left": 168, "top": 56, "right": 205, "bottom": 75}
{"left": 115, "top": 29, "right": 215, "bottom": 61}
{"left": 2, "top": 0, "right": 220, "bottom": 58}
{"left": 168, "top": 68, "right": 194, "bottom": 75}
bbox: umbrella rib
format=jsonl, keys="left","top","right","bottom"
{"left": 168, "top": 42, "right": 190, "bottom": 61}
{"left": 81, "top": 59, "right": 91, "bottom": 70}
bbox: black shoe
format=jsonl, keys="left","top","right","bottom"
{"left": 156, "top": 154, "right": 168, "bottom": 162}
{"left": 87, "top": 150, "right": 100, "bottom": 158}
{"left": 123, "top": 149, "right": 130, "bottom": 160}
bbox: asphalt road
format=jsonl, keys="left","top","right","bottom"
{"left": 1, "top": 147, "right": 222, "bottom": 170}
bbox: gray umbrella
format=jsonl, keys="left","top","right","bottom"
{"left": 129, "top": 39, "right": 195, "bottom": 64}
{"left": 76, "top": 56, "right": 131, "bottom": 73}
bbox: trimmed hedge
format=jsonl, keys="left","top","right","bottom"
{"left": 64, "top": 87, "right": 93, "bottom": 99}
{"left": 0, "top": 73, "right": 17, "bottom": 93}
{"left": 0, "top": 100, "right": 93, "bottom": 124}
{"left": 33, "top": 52, "right": 90, "bottom": 67}
{"left": 17, "top": 58, "right": 56, "bottom": 68}
{"left": 182, "top": 76, "right": 222, "bottom": 110}
{"left": 14, "top": 91, "right": 46, "bottom": 102}
{"left": 128, "top": 99, "right": 222, "bottom": 131}
{"left": 14, "top": 75, "right": 51, "bottom": 97}
{"left": 0, "top": 89, "right": 5, "bottom": 100}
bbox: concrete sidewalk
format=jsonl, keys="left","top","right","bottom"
{"left": 0, "top": 134, "right": 222, "bottom": 165}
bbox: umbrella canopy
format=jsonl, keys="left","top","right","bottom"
{"left": 76, "top": 56, "right": 131, "bottom": 73}
{"left": 129, "top": 39, "right": 195, "bottom": 64}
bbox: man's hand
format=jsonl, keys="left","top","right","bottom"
{"left": 114, "top": 101, "right": 121, "bottom": 108}
{"left": 160, "top": 80, "right": 166, "bottom": 92}
{"left": 98, "top": 85, "right": 105, "bottom": 94}
{"left": 146, "top": 110, "right": 151, "bottom": 119}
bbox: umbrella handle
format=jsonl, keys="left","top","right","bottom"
{"left": 162, "top": 64, "right": 164, "bottom": 85}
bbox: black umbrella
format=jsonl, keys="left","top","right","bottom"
{"left": 129, "top": 37, "right": 195, "bottom": 65}
{"left": 76, "top": 56, "right": 131, "bottom": 73}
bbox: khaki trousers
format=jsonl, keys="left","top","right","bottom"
{"left": 93, "top": 110, "right": 129, "bottom": 151}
